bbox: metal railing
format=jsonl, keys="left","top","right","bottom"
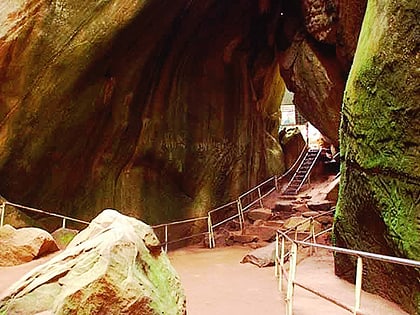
{"left": 157, "top": 145, "right": 310, "bottom": 250}
{"left": 274, "top": 228, "right": 420, "bottom": 315}
{"left": 0, "top": 146, "right": 311, "bottom": 252}
{"left": 0, "top": 201, "right": 89, "bottom": 230}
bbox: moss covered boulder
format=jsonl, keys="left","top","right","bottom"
{"left": 334, "top": 0, "right": 420, "bottom": 313}
{"left": 0, "top": 209, "right": 186, "bottom": 314}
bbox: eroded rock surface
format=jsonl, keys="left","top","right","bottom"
{"left": 0, "top": 0, "right": 285, "bottom": 225}
{"left": 0, "top": 209, "right": 186, "bottom": 314}
{"left": 334, "top": 0, "right": 420, "bottom": 313}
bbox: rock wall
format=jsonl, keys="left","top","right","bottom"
{"left": 0, "top": 0, "right": 284, "bottom": 224}
{"left": 334, "top": 0, "right": 420, "bottom": 313}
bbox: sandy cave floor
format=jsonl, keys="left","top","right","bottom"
{"left": 169, "top": 246, "right": 409, "bottom": 315}
{"left": 0, "top": 246, "right": 410, "bottom": 315}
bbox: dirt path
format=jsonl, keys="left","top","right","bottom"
{"left": 169, "top": 246, "right": 409, "bottom": 315}
{"left": 0, "top": 246, "right": 409, "bottom": 315}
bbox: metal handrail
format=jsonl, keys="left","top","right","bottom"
{"left": 0, "top": 147, "right": 307, "bottom": 253}
{"left": 0, "top": 201, "right": 89, "bottom": 228}
{"left": 275, "top": 228, "right": 420, "bottom": 315}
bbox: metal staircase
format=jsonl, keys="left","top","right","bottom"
{"left": 282, "top": 148, "right": 321, "bottom": 195}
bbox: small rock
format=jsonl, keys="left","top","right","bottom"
{"left": 302, "top": 211, "right": 320, "bottom": 218}
{"left": 244, "top": 226, "right": 277, "bottom": 242}
{"left": 283, "top": 217, "right": 322, "bottom": 233}
{"left": 293, "top": 204, "right": 310, "bottom": 213}
{"left": 262, "top": 220, "right": 284, "bottom": 230}
{"left": 307, "top": 201, "right": 334, "bottom": 211}
{"left": 232, "top": 234, "right": 258, "bottom": 244}
{"left": 241, "top": 242, "right": 277, "bottom": 267}
{"left": 317, "top": 215, "right": 334, "bottom": 225}
{"left": 51, "top": 228, "right": 79, "bottom": 250}
{"left": 0, "top": 225, "right": 59, "bottom": 266}
{"left": 273, "top": 201, "right": 294, "bottom": 212}
{"left": 253, "top": 219, "right": 265, "bottom": 226}
{"left": 247, "top": 207, "right": 272, "bottom": 221}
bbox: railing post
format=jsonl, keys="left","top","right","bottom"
{"left": 62, "top": 218, "right": 66, "bottom": 229}
{"left": 164, "top": 225, "right": 168, "bottom": 253}
{"left": 207, "top": 214, "right": 215, "bottom": 249}
{"left": 279, "top": 235, "right": 285, "bottom": 292}
{"left": 0, "top": 202, "right": 5, "bottom": 227}
{"left": 237, "top": 199, "right": 243, "bottom": 231}
{"left": 354, "top": 256, "right": 363, "bottom": 315}
{"left": 257, "top": 187, "right": 264, "bottom": 208}
{"left": 275, "top": 233, "right": 279, "bottom": 278}
{"left": 310, "top": 218, "right": 316, "bottom": 255}
{"left": 286, "top": 242, "right": 298, "bottom": 315}
{"left": 274, "top": 176, "right": 279, "bottom": 191}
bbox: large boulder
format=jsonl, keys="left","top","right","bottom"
{"left": 334, "top": 0, "right": 420, "bottom": 313}
{"left": 279, "top": 33, "right": 345, "bottom": 146}
{"left": 0, "top": 209, "right": 186, "bottom": 314}
{"left": 280, "top": 127, "right": 306, "bottom": 170}
{"left": 0, "top": 225, "right": 59, "bottom": 266}
{"left": 0, "top": 0, "right": 284, "bottom": 225}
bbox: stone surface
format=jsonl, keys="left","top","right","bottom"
{"left": 273, "top": 201, "right": 294, "bottom": 213}
{"left": 244, "top": 226, "right": 277, "bottom": 242}
{"left": 307, "top": 201, "right": 333, "bottom": 211}
{"left": 229, "top": 233, "right": 258, "bottom": 244}
{"left": 0, "top": 225, "right": 59, "bottom": 266}
{"left": 335, "top": 0, "right": 368, "bottom": 71}
{"left": 280, "top": 127, "right": 306, "bottom": 170}
{"left": 325, "top": 176, "right": 340, "bottom": 202}
{"left": 302, "top": 211, "right": 320, "bottom": 218}
{"left": 0, "top": 0, "right": 285, "bottom": 225}
{"left": 301, "top": 0, "right": 338, "bottom": 44}
{"left": 334, "top": 1, "right": 420, "bottom": 313}
{"left": 283, "top": 217, "right": 322, "bottom": 234}
{"left": 51, "top": 228, "right": 78, "bottom": 250}
{"left": 247, "top": 208, "right": 272, "bottom": 222}
{"left": 241, "top": 242, "right": 276, "bottom": 267}
{"left": 293, "top": 203, "right": 311, "bottom": 213}
{"left": 279, "top": 33, "right": 344, "bottom": 145}
{"left": 0, "top": 209, "right": 186, "bottom": 314}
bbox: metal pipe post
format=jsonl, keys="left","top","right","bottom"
{"left": 257, "top": 187, "right": 264, "bottom": 208}
{"left": 237, "top": 200, "right": 243, "bottom": 231}
{"left": 275, "top": 233, "right": 279, "bottom": 278}
{"left": 354, "top": 256, "right": 363, "bottom": 314}
{"left": 279, "top": 235, "right": 285, "bottom": 292}
{"left": 164, "top": 225, "right": 168, "bottom": 253}
{"left": 286, "top": 242, "right": 298, "bottom": 315}
{"left": 207, "top": 214, "right": 215, "bottom": 249}
{"left": 62, "top": 218, "right": 66, "bottom": 229}
{"left": 0, "top": 203, "right": 5, "bottom": 227}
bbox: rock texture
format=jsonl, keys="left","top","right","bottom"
{"left": 0, "top": 209, "right": 186, "bottom": 314}
{"left": 334, "top": 0, "right": 420, "bottom": 313}
{"left": 0, "top": 0, "right": 369, "bottom": 225}
{"left": 0, "top": 225, "right": 59, "bottom": 266}
{"left": 280, "top": 127, "right": 306, "bottom": 170}
{"left": 0, "top": 0, "right": 285, "bottom": 225}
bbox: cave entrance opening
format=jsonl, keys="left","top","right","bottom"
{"left": 279, "top": 89, "right": 322, "bottom": 149}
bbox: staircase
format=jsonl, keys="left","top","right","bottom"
{"left": 282, "top": 148, "right": 321, "bottom": 195}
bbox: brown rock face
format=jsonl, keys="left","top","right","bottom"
{"left": 0, "top": 1, "right": 284, "bottom": 224}
{"left": 0, "top": 225, "right": 59, "bottom": 266}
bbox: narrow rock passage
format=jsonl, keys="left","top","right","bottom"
{"left": 169, "top": 246, "right": 409, "bottom": 315}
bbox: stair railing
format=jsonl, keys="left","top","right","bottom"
{"left": 295, "top": 149, "right": 322, "bottom": 193}
{"left": 275, "top": 228, "right": 420, "bottom": 315}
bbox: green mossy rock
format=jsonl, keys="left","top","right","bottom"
{"left": 334, "top": 0, "right": 420, "bottom": 313}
